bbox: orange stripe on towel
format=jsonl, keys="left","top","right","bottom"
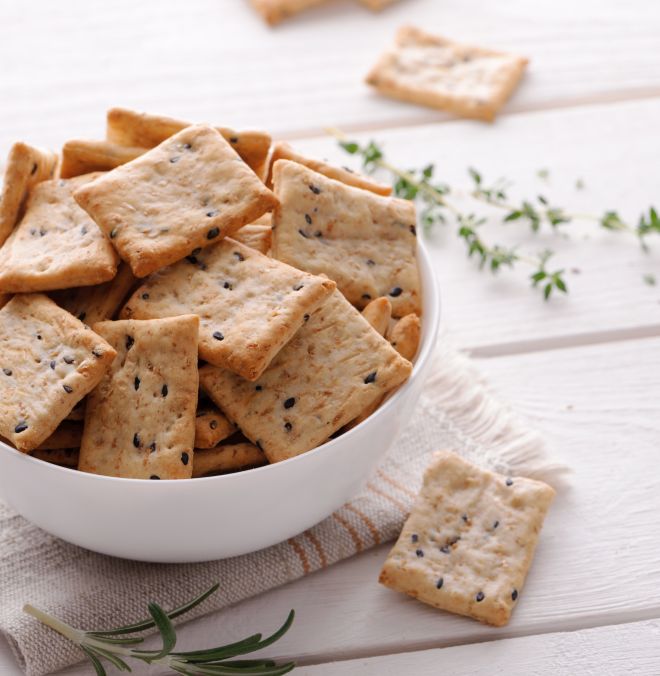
{"left": 287, "top": 537, "right": 310, "bottom": 574}
{"left": 303, "top": 531, "right": 328, "bottom": 569}
{"left": 345, "top": 503, "right": 381, "bottom": 545}
{"left": 333, "top": 513, "right": 364, "bottom": 553}
{"left": 367, "top": 481, "right": 409, "bottom": 514}
{"left": 376, "top": 468, "right": 417, "bottom": 498}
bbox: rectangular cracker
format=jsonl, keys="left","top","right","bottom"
{"left": 74, "top": 125, "right": 278, "bottom": 278}
{"left": 106, "top": 107, "right": 272, "bottom": 179}
{"left": 121, "top": 238, "right": 335, "bottom": 380}
{"left": 79, "top": 315, "right": 199, "bottom": 479}
{"left": 387, "top": 312, "right": 421, "bottom": 361}
{"left": 266, "top": 142, "right": 392, "bottom": 196}
{"left": 361, "top": 296, "right": 392, "bottom": 337}
{"left": 366, "top": 26, "right": 528, "bottom": 122}
{"left": 379, "top": 450, "right": 555, "bottom": 627}
{"left": 199, "top": 289, "right": 412, "bottom": 463}
{"left": 60, "top": 139, "right": 146, "bottom": 178}
{"left": 36, "top": 421, "right": 83, "bottom": 450}
{"left": 31, "top": 448, "right": 79, "bottom": 468}
{"left": 0, "top": 294, "right": 117, "bottom": 451}
{"left": 0, "top": 142, "right": 58, "bottom": 247}
{"left": 0, "top": 174, "right": 120, "bottom": 293}
{"left": 250, "top": 0, "right": 329, "bottom": 25}
{"left": 271, "top": 159, "right": 421, "bottom": 317}
{"left": 51, "top": 263, "right": 137, "bottom": 325}
{"left": 195, "top": 404, "right": 236, "bottom": 449}
{"left": 231, "top": 224, "right": 272, "bottom": 254}
{"left": 193, "top": 443, "right": 266, "bottom": 477}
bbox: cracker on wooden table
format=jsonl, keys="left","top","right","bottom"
{"left": 199, "top": 290, "right": 412, "bottom": 463}
{"left": 388, "top": 313, "right": 421, "bottom": 361}
{"left": 31, "top": 448, "right": 79, "bottom": 468}
{"left": 74, "top": 125, "right": 278, "bottom": 278}
{"left": 266, "top": 142, "right": 392, "bottom": 197}
{"left": 60, "top": 139, "right": 146, "bottom": 178}
{"left": 271, "top": 160, "right": 421, "bottom": 317}
{"left": 361, "top": 296, "right": 392, "bottom": 337}
{"left": 106, "top": 107, "right": 272, "bottom": 178}
{"left": 36, "top": 421, "right": 82, "bottom": 450}
{"left": 366, "top": 26, "right": 528, "bottom": 122}
{"left": 51, "top": 263, "right": 137, "bottom": 326}
{"left": 232, "top": 224, "right": 272, "bottom": 254}
{"left": 0, "top": 142, "right": 58, "bottom": 247}
{"left": 379, "top": 450, "right": 555, "bottom": 627}
{"left": 250, "top": 0, "right": 329, "bottom": 25}
{"left": 192, "top": 443, "right": 266, "bottom": 478}
{"left": 195, "top": 404, "right": 236, "bottom": 449}
{"left": 0, "top": 174, "right": 120, "bottom": 293}
{"left": 0, "top": 294, "right": 116, "bottom": 451}
{"left": 79, "top": 315, "right": 199, "bottom": 479}
{"left": 121, "top": 238, "right": 335, "bottom": 380}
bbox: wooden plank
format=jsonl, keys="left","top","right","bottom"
{"left": 292, "top": 98, "right": 660, "bottom": 352}
{"left": 1, "top": 0, "right": 660, "bottom": 146}
{"left": 305, "top": 619, "right": 660, "bottom": 674}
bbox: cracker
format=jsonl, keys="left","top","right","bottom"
{"left": 0, "top": 295, "right": 9, "bottom": 310}
{"left": 192, "top": 443, "right": 266, "bottom": 477}
{"left": 0, "top": 142, "right": 58, "bottom": 247}
{"left": 361, "top": 296, "right": 392, "bottom": 336}
{"left": 65, "top": 399, "right": 86, "bottom": 422}
{"left": 388, "top": 312, "right": 421, "bottom": 361}
{"left": 271, "top": 159, "right": 421, "bottom": 317}
{"left": 106, "top": 107, "right": 272, "bottom": 178}
{"left": 31, "top": 448, "right": 79, "bottom": 468}
{"left": 0, "top": 174, "right": 120, "bottom": 293}
{"left": 199, "top": 290, "right": 412, "bottom": 463}
{"left": 36, "top": 421, "right": 83, "bottom": 450}
{"left": 60, "top": 139, "right": 146, "bottom": 178}
{"left": 51, "top": 263, "right": 137, "bottom": 325}
{"left": 195, "top": 404, "right": 236, "bottom": 449}
{"left": 0, "top": 294, "right": 117, "bottom": 451}
{"left": 231, "top": 224, "right": 272, "bottom": 254}
{"left": 266, "top": 142, "right": 392, "bottom": 196}
{"left": 379, "top": 450, "right": 555, "bottom": 627}
{"left": 366, "top": 26, "right": 528, "bottom": 122}
{"left": 359, "top": 0, "right": 399, "bottom": 10}
{"left": 79, "top": 315, "right": 199, "bottom": 479}
{"left": 121, "top": 238, "right": 335, "bottom": 380}
{"left": 250, "top": 0, "right": 329, "bottom": 25}
{"left": 74, "top": 125, "right": 278, "bottom": 278}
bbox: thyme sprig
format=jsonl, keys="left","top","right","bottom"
{"left": 24, "top": 583, "right": 295, "bottom": 675}
{"left": 332, "top": 129, "right": 659, "bottom": 300}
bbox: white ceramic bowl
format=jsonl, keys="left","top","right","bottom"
{"left": 0, "top": 242, "right": 440, "bottom": 563}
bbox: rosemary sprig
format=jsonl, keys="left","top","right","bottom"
{"left": 23, "top": 583, "right": 295, "bottom": 675}
{"left": 331, "top": 129, "right": 658, "bottom": 301}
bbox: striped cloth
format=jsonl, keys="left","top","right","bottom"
{"left": 0, "top": 341, "right": 565, "bottom": 676}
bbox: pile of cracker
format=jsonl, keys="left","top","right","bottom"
{"left": 0, "top": 107, "right": 421, "bottom": 480}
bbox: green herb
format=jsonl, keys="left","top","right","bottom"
{"left": 23, "top": 584, "right": 295, "bottom": 675}
{"left": 333, "top": 129, "right": 658, "bottom": 301}
{"left": 643, "top": 273, "right": 657, "bottom": 286}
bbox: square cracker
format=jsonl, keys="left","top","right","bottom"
{"left": 74, "top": 125, "right": 278, "bottom": 278}
{"left": 251, "top": 0, "right": 329, "bottom": 25}
{"left": 193, "top": 443, "right": 266, "bottom": 478}
{"left": 79, "top": 315, "right": 199, "bottom": 479}
{"left": 0, "top": 142, "right": 58, "bottom": 247}
{"left": 271, "top": 159, "right": 421, "bottom": 317}
{"left": 60, "top": 139, "right": 146, "bottom": 179}
{"left": 199, "top": 289, "right": 412, "bottom": 463}
{"left": 265, "top": 142, "right": 392, "bottom": 197}
{"left": 366, "top": 26, "right": 528, "bottom": 122}
{"left": 121, "top": 238, "right": 335, "bottom": 380}
{"left": 0, "top": 174, "right": 120, "bottom": 293}
{"left": 51, "top": 263, "right": 137, "bottom": 326}
{"left": 379, "top": 450, "right": 555, "bottom": 627}
{"left": 231, "top": 224, "right": 272, "bottom": 254}
{"left": 195, "top": 404, "right": 236, "bottom": 449}
{"left": 0, "top": 294, "right": 117, "bottom": 451}
{"left": 106, "top": 107, "right": 272, "bottom": 179}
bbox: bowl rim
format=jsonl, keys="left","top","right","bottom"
{"left": 0, "top": 239, "right": 441, "bottom": 485}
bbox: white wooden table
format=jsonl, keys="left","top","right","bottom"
{"left": 1, "top": 1, "right": 660, "bottom": 673}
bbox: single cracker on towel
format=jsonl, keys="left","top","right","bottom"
{"left": 51, "top": 263, "right": 137, "bottom": 326}
{"left": 0, "top": 294, "right": 116, "bottom": 451}
{"left": 199, "top": 290, "right": 412, "bottom": 463}
{"left": 232, "top": 224, "right": 272, "bottom": 254}
{"left": 79, "top": 315, "right": 199, "bottom": 479}
{"left": 271, "top": 160, "right": 421, "bottom": 317}
{"left": 0, "top": 174, "right": 120, "bottom": 293}
{"left": 60, "top": 139, "right": 146, "bottom": 178}
{"left": 266, "top": 142, "right": 392, "bottom": 197}
{"left": 366, "top": 26, "right": 528, "bottom": 122}
{"left": 36, "top": 421, "right": 83, "bottom": 450}
{"left": 0, "top": 142, "right": 58, "bottom": 247}
{"left": 193, "top": 443, "right": 267, "bottom": 477}
{"left": 121, "top": 238, "right": 335, "bottom": 380}
{"left": 251, "top": 0, "right": 329, "bottom": 25}
{"left": 106, "top": 107, "right": 272, "bottom": 179}
{"left": 379, "top": 450, "right": 555, "bottom": 627}
{"left": 195, "top": 404, "right": 236, "bottom": 449}
{"left": 31, "top": 448, "right": 79, "bottom": 468}
{"left": 388, "top": 313, "right": 421, "bottom": 361}
{"left": 74, "top": 125, "right": 277, "bottom": 278}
